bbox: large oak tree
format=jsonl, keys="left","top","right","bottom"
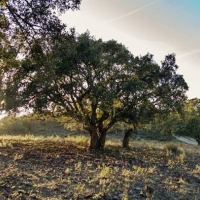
{"left": 1, "top": 32, "right": 188, "bottom": 150}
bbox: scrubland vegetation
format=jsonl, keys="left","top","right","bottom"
{"left": 0, "top": 116, "right": 200, "bottom": 200}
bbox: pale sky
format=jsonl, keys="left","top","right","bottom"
{"left": 61, "top": 0, "right": 200, "bottom": 99}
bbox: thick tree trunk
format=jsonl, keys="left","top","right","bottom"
{"left": 98, "top": 130, "right": 106, "bottom": 150}
{"left": 123, "top": 128, "right": 133, "bottom": 148}
{"left": 89, "top": 130, "right": 99, "bottom": 150}
{"left": 197, "top": 133, "right": 200, "bottom": 145}
{"left": 88, "top": 129, "right": 107, "bottom": 151}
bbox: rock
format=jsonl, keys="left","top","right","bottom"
{"left": 135, "top": 187, "right": 141, "bottom": 191}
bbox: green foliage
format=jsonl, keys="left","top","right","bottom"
{"left": 164, "top": 143, "right": 180, "bottom": 155}
{"left": 186, "top": 118, "right": 200, "bottom": 136}
{"left": 57, "top": 115, "right": 85, "bottom": 132}
{"left": 140, "top": 98, "right": 200, "bottom": 144}
{"left": 0, "top": 31, "right": 188, "bottom": 149}
{"left": 0, "top": 33, "right": 20, "bottom": 111}
{"left": 108, "top": 122, "right": 128, "bottom": 134}
{"left": 183, "top": 98, "right": 200, "bottom": 119}
{"left": 0, "top": 115, "right": 69, "bottom": 136}
{"left": 173, "top": 118, "right": 200, "bottom": 144}
{"left": 4, "top": 33, "right": 188, "bottom": 121}
{"left": 137, "top": 112, "right": 180, "bottom": 141}
{"left": 0, "top": 0, "right": 81, "bottom": 40}
{"left": 139, "top": 129, "right": 174, "bottom": 141}
{"left": 0, "top": 0, "right": 81, "bottom": 85}
{"left": 0, "top": 115, "right": 29, "bottom": 134}
{"left": 172, "top": 120, "right": 187, "bottom": 136}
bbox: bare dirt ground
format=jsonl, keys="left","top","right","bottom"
{"left": 0, "top": 137, "right": 200, "bottom": 200}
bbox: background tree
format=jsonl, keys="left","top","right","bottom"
{"left": 1, "top": 32, "right": 188, "bottom": 150}
{"left": 173, "top": 118, "right": 200, "bottom": 145}
{"left": 183, "top": 98, "right": 200, "bottom": 119}
{"left": 172, "top": 98, "right": 200, "bottom": 145}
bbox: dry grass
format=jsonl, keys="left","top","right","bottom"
{"left": 0, "top": 133, "right": 200, "bottom": 200}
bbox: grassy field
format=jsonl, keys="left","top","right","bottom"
{"left": 0, "top": 117, "right": 200, "bottom": 199}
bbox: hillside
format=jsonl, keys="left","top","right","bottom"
{"left": 0, "top": 133, "right": 200, "bottom": 199}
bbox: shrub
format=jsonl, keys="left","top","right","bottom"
{"left": 0, "top": 115, "right": 28, "bottom": 134}
{"left": 173, "top": 118, "right": 200, "bottom": 145}
{"left": 164, "top": 143, "right": 180, "bottom": 154}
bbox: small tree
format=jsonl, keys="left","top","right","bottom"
{"left": 1, "top": 32, "right": 188, "bottom": 150}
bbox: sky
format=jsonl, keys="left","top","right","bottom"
{"left": 61, "top": 0, "right": 200, "bottom": 99}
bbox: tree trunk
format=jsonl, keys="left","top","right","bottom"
{"left": 123, "top": 128, "right": 133, "bottom": 148}
{"left": 197, "top": 133, "right": 200, "bottom": 145}
{"left": 88, "top": 129, "right": 106, "bottom": 151}
{"left": 98, "top": 130, "right": 106, "bottom": 150}
{"left": 88, "top": 130, "right": 99, "bottom": 150}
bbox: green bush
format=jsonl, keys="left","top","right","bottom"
{"left": 137, "top": 128, "right": 173, "bottom": 141}
{"left": 0, "top": 115, "right": 73, "bottom": 136}
{"left": 173, "top": 118, "right": 200, "bottom": 145}
{"left": 164, "top": 143, "right": 180, "bottom": 154}
{"left": 0, "top": 115, "right": 49, "bottom": 135}
{"left": 0, "top": 115, "right": 28, "bottom": 134}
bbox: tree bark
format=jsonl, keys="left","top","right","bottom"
{"left": 88, "top": 129, "right": 106, "bottom": 151}
{"left": 122, "top": 128, "right": 133, "bottom": 148}
{"left": 98, "top": 130, "right": 106, "bottom": 150}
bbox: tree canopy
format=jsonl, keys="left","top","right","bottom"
{"left": 0, "top": 0, "right": 81, "bottom": 53}
{"left": 1, "top": 32, "right": 188, "bottom": 150}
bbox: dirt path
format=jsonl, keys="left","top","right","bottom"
{"left": 174, "top": 135, "right": 198, "bottom": 145}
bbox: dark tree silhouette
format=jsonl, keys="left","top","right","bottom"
{"left": 1, "top": 32, "right": 188, "bottom": 150}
